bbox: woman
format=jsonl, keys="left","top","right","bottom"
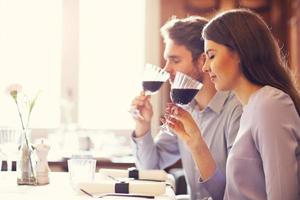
{"left": 167, "top": 9, "right": 300, "bottom": 200}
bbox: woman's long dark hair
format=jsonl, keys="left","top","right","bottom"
{"left": 202, "top": 9, "right": 300, "bottom": 116}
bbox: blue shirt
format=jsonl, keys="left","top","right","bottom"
{"left": 202, "top": 86, "right": 300, "bottom": 200}
{"left": 131, "top": 91, "right": 242, "bottom": 200}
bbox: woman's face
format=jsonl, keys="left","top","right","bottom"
{"left": 202, "top": 39, "right": 242, "bottom": 91}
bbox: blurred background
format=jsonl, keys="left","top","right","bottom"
{"left": 0, "top": 0, "right": 299, "bottom": 171}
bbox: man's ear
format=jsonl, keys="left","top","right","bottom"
{"left": 196, "top": 53, "right": 206, "bottom": 69}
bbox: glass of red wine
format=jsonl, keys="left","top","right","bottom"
{"left": 129, "top": 63, "right": 170, "bottom": 119}
{"left": 161, "top": 71, "right": 203, "bottom": 134}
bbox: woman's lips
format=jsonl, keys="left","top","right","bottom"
{"left": 210, "top": 75, "right": 216, "bottom": 82}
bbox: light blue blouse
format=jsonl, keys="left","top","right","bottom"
{"left": 202, "top": 86, "right": 300, "bottom": 200}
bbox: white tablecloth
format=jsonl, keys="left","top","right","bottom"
{"left": 0, "top": 172, "right": 176, "bottom": 200}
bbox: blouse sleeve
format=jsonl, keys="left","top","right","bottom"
{"left": 252, "top": 91, "right": 300, "bottom": 200}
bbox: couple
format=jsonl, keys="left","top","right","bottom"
{"left": 131, "top": 9, "right": 300, "bottom": 200}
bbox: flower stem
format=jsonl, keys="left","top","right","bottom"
{"left": 15, "top": 99, "right": 36, "bottom": 181}
{"left": 14, "top": 99, "right": 25, "bottom": 130}
{"left": 22, "top": 130, "right": 36, "bottom": 181}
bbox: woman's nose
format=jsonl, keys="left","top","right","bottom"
{"left": 202, "top": 59, "right": 210, "bottom": 73}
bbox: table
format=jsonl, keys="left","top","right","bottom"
{"left": 0, "top": 155, "right": 136, "bottom": 172}
{"left": 0, "top": 172, "right": 176, "bottom": 200}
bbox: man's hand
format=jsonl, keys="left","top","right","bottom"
{"left": 131, "top": 91, "right": 153, "bottom": 137}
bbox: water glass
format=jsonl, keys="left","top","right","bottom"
{"left": 67, "top": 158, "right": 96, "bottom": 190}
{"left": 0, "top": 128, "right": 21, "bottom": 171}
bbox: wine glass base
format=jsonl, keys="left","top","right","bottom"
{"left": 160, "top": 124, "right": 174, "bottom": 136}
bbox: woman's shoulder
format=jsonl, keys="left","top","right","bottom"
{"left": 247, "top": 85, "right": 299, "bottom": 127}
{"left": 249, "top": 86, "right": 293, "bottom": 111}
{"left": 247, "top": 86, "right": 300, "bottom": 151}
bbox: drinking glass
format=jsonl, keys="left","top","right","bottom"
{"left": 161, "top": 72, "right": 203, "bottom": 133}
{"left": 68, "top": 158, "right": 96, "bottom": 190}
{"left": 129, "top": 63, "right": 170, "bottom": 119}
{"left": 0, "top": 128, "right": 21, "bottom": 171}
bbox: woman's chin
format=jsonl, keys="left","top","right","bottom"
{"left": 215, "top": 83, "right": 230, "bottom": 92}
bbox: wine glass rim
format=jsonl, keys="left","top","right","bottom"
{"left": 143, "top": 64, "right": 169, "bottom": 82}
{"left": 171, "top": 72, "right": 202, "bottom": 89}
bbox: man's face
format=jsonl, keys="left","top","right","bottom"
{"left": 163, "top": 40, "right": 204, "bottom": 84}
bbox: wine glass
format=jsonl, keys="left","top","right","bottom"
{"left": 129, "top": 63, "right": 170, "bottom": 119}
{"left": 161, "top": 71, "right": 203, "bottom": 133}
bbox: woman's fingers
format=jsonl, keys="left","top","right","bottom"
{"left": 166, "top": 104, "right": 200, "bottom": 137}
{"left": 176, "top": 107, "right": 195, "bottom": 125}
{"left": 167, "top": 116, "right": 190, "bottom": 141}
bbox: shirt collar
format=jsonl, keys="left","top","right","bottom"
{"left": 207, "top": 91, "right": 231, "bottom": 114}
{"left": 188, "top": 91, "right": 231, "bottom": 114}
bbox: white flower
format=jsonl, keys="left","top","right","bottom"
{"left": 6, "top": 83, "right": 22, "bottom": 100}
{"left": 5, "top": 84, "right": 40, "bottom": 130}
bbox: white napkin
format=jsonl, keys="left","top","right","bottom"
{"left": 78, "top": 180, "right": 166, "bottom": 196}
{"left": 99, "top": 168, "right": 168, "bottom": 181}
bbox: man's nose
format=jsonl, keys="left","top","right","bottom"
{"left": 163, "top": 62, "right": 173, "bottom": 74}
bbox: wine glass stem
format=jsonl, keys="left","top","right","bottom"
{"left": 160, "top": 114, "right": 174, "bottom": 136}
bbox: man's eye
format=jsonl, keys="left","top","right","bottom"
{"left": 172, "top": 59, "right": 180, "bottom": 64}
{"left": 208, "top": 54, "right": 215, "bottom": 59}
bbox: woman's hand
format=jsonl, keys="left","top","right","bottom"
{"left": 166, "top": 103, "right": 217, "bottom": 180}
{"left": 166, "top": 103, "right": 203, "bottom": 151}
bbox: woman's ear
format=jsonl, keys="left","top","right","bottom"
{"left": 231, "top": 51, "right": 241, "bottom": 67}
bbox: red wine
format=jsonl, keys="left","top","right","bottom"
{"left": 171, "top": 88, "right": 199, "bottom": 105}
{"left": 142, "top": 81, "right": 164, "bottom": 93}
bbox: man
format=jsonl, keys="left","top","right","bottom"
{"left": 130, "top": 16, "right": 242, "bottom": 200}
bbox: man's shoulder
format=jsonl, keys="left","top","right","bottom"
{"left": 220, "top": 91, "right": 243, "bottom": 117}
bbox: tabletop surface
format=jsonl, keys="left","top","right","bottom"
{"left": 0, "top": 172, "right": 176, "bottom": 200}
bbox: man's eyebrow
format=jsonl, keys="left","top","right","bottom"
{"left": 164, "top": 55, "right": 180, "bottom": 60}
{"left": 167, "top": 55, "right": 179, "bottom": 59}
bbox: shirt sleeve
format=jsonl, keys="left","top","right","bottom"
{"left": 131, "top": 130, "right": 181, "bottom": 170}
{"left": 253, "top": 91, "right": 300, "bottom": 200}
{"left": 225, "top": 103, "right": 243, "bottom": 153}
{"left": 199, "top": 167, "right": 226, "bottom": 200}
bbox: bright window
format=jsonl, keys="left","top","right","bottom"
{"left": 78, "top": 0, "right": 145, "bottom": 129}
{"left": 0, "top": 0, "right": 61, "bottom": 128}
{"left": 0, "top": 0, "right": 145, "bottom": 130}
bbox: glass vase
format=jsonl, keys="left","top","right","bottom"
{"left": 17, "top": 129, "right": 37, "bottom": 185}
